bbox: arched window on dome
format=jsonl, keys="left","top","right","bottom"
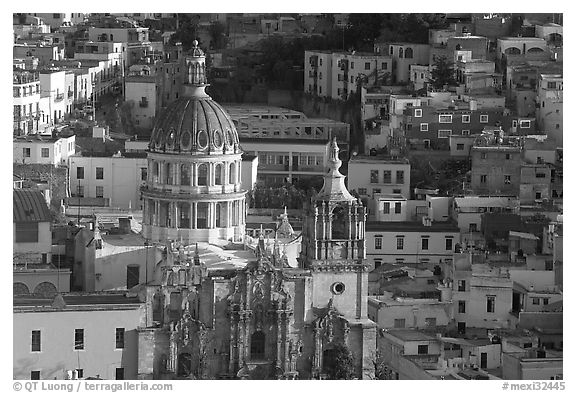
{"left": 216, "top": 202, "right": 226, "bottom": 228}
{"left": 405, "top": 47, "right": 413, "bottom": 59}
{"left": 399, "top": 48, "right": 404, "bottom": 58}
{"left": 197, "top": 164, "right": 208, "bottom": 186}
{"left": 166, "top": 163, "right": 173, "bottom": 185}
{"left": 153, "top": 162, "right": 159, "bottom": 182}
{"left": 197, "top": 202, "right": 208, "bottom": 229}
{"left": 215, "top": 164, "right": 223, "bottom": 185}
{"left": 229, "top": 162, "right": 236, "bottom": 184}
{"left": 180, "top": 164, "right": 190, "bottom": 186}
{"left": 178, "top": 203, "right": 190, "bottom": 229}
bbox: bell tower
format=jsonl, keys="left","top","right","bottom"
{"left": 300, "top": 137, "right": 368, "bottom": 320}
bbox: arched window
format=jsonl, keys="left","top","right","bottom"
{"left": 179, "top": 203, "right": 190, "bottom": 228}
{"left": 34, "top": 282, "right": 57, "bottom": 297}
{"left": 169, "top": 292, "right": 182, "bottom": 321}
{"left": 331, "top": 206, "right": 347, "bottom": 239}
{"left": 251, "top": 331, "right": 266, "bottom": 359}
{"left": 13, "top": 282, "right": 29, "bottom": 295}
{"left": 399, "top": 48, "right": 404, "bottom": 58}
{"left": 180, "top": 164, "right": 190, "bottom": 186}
{"left": 405, "top": 47, "right": 413, "bottom": 59}
{"left": 153, "top": 162, "right": 159, "bottom": 180}
{"left": 166, "top": 163, "right": 173, "bottom": 185}
{"left": 216, "top": 202, "right": 225, "bottom": 228}
{"left": 197, "top": 202, "right": 208, "bottom": 229}
{"left": 197, "top": 164, "right": 207, "bottom": 186}
{"left": 229, "top": 162, "right": 236, "bottom": 184}
{"left": 215, "top": 164, "right": 223, "bottom": 185}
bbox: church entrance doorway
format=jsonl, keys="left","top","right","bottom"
{"left": 177, "top": 353, "right": 192, "bottom": 377}
{"left": 251, "top": 331, "right": 266, "bottom": 359}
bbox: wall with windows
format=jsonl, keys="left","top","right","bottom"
{"left": 365, "top": 224, "right": 459, "bottom": 269}
{"left": 13, "top": 136, "right": 75, "bottom": 166}
{"left": 125, "top": 78, "right": 157, "bottom": 130}
{"left": 368, "top": 296, "right": 451, "bottom": 329}
{"left": 13, "top": 304, "right": 145, "bottom": 379}
{"left": 68, "top": 155, "right": 147, "bottom": 209}
{"left": 348, "top": 158, "right": 411, "bottom": 200}
{"left": 13, "top": 221, "right": 52, "bottom": 258}
{"left": 470, "top": 147, "right": 522, "bottom": 195}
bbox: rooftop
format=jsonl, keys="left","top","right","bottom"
{"left": 13, "top": 292, "right": 144, "bottom": 311}
{"left": 387, "top": 329, "right": 435, "bottom": 342}
{"left": 366, "top": 221, "right": 459, "bottom": 233}
{"left": 13, "top": 189, "right": 51, "bottom": 223}
{"left": 349, "top": 155, "right": 410, "bottom": 164}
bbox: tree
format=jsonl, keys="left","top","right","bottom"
{"left": 169, "top": 14, "right": 200, "bottom": 50}
{"left": 208, "top": 21, "right": 228, "bottom": 50}
{"left": 429, "top": 55, "right": 457, "bottom": 90}
{"left": 324, "top": 343, "right": 355, "bottom": 379}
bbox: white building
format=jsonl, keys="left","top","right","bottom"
{"left": 13, "top": 134, "right": 75, "bottom": 166}
{"left": 68, "top": 153, "right": 148, "bottom": 210}
{"left": 348, "top": 155, "right": 411, "bottom": 200}
{"left": 365, "top": 220, "right": 460, "bottom": 269}
{"left": 13, "top": 189, "right": 52, "bottom": 263}
{"left": 39, "top": 69, "right": 68, "bottom": 125}
{"left": 304, "top": 50, "right": 392, "bottom": 100}
{"left": 536, "top": 74, "right": 563, "bottom": 147}
{"left": 13, "top": 70, "right": 43, "bottom": 135}
{"left": 368, "top": 294, "right": 451, "bottom": 329}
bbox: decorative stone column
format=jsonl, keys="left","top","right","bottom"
{"left": 192, "top": 202, "right": 197, "bottom": 229}
{"left": 276, "top": 311, "right": 283, "bottom": 369}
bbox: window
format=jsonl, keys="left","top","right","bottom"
{"left": 141, "top": 168, "right": 147, "bottom": 181}
{"left": 358, "top": 188, "right": 367, "bottom": 195}
{"left": 74, "top": 329, "right": 84, "bottom": 350}
{"left": 505, "top": 153, "right": 511, "bottom": 160}
{"left": 31, "top": 371, "right": 40, "bottom": 380}
{"left": 15, "top": 222, "right": 39, "bottom": 243}
{"left": 462, "top": 130, "right": 470, "bottom": 136}
{"left": 469, "top": 223, "right": 477, "bottom": 232}
{"left": 393, "top": 189, "right": 401, "bottom": 194}
{"left": 536, "top": 172, "right": 546, "bottom": 178}
{"left": 421, "top": 238, "right": 429, "bottom": 250}
{"left": 480, "top": 115, "right": 489, "bottom": 123}
{"left": 420, "top": 123, "right": 429, "bottom": 132}
{"left": 115, "top": 368, "right": 124, "bottom": 380}
{"left": 375, "top": 237, "right": 382, "bottom": 250}
{"left": 458, "top": 280, "right": 466, "bottom": 292}
{"left": 76, "top": 369, "right": 84, "bottom": 378}
{"left": 350, "top": 62, "right": 353, "bottom": 69}
{"left": 543, "top": 298, "right": 549, "bottom": 305}
{"left": 383, "top": 202, "right": 390, "bottom": 214}
{"left": 383, "top": 171, "right": 391, "bottom": 183}
{"left": 96, "top": 186, "right": 104, "bottom": 198}
{"left": 414, "top": 109, "right": 422, "bottom": 117}
{"left": 547, "top": 81, "right": 556, "bottom": 89}
{"left": 374, "top": 259, "right": 382, "bottom": 268}
{"left": 76, "top": 167, "right": 84, "bottom": 179}
{"left": 396, "top": 237, "right": 404, "bottom": 250}
{"left": 438, "top": 130, "right": 452, "bottom": 138}
{"left": 480, "top": 175, "right": 487, "bottom": 183}
{"left": 545, "top": 260, "right": 554, "bottom": 271}
{"left": 115, "top": 328, "right": 125, "bottom": 349}
{"left": 445, "top": 237, "right": 453, "bottom": 251}
{"left": 41, "top": 148, "right": 49, "bottom": 158}
{"left": 31, "top": 330, "right": 41, "bottom": 352}
{"left": 425, "top": 318, "right": 437, "bottom": 328}
{"left": 486, "top": 296, "right": 496, "bottom": 313}
{"left": 365, "top": 62, "right": 371, "bottom": 70}
{"left": 458, "top": 301, "right": 466, "bottom": 313}
{"left": 95, "top": 167, "right": 104, "bottom": 180}
{"left": 504, "top": 175, "right": 511, "bottom": 184}
{"left": 382, "top": 62, "right": 388, "bottom": 70}
{"left": 370, "top": 170, "right": 379, "bottom": 183}
{"left": 418, "top": 345, "right": 429, "bottom": 355}
{"left": 532, "top": 298, "right": 540, "bottom": 305}
{"left": 76, "top": 185, "right": 84, "bottom": 197}
{"left": 372, "top": 188, "right": 381, "bottom": 197}
{"left": 396, "top": 171, "right": 404, "bottom": 184}
{"left": 481, "top": 152, "right": 487, "bottom": 159}
{"left": 520, "top": 120, "right": 531, "bottom": 128}
{"left": 439, "top": 114, "right": 452, "bottom": 123}
{"left": 395, "top": 202, "right": 401, "bottom": 214}
{"left": 462, "top": 114, "right": 470, "bottom": 123}
{"left": 457, "top": 143, "right": 465, "bottom": 150}
{"left": 23, "top": 148, "right": 31, "bottom": 158}
{"left": 394, "top": 318, "right": 405, "bottom": 328}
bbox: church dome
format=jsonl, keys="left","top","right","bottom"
{"left": 148, "top": 40, "right": 241, "bottom": 155}
{"left": 149, "top": 97, "right": 240, "bottom": 154}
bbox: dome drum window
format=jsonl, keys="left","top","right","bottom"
{"left": 197, "top": 130, "right": 208, "bottom": 150}
{"left": 213, "top": 129, "right": 223, "bottom": 149}
{"left": 180, "top": 130, "right": 191, "bottom": 150}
